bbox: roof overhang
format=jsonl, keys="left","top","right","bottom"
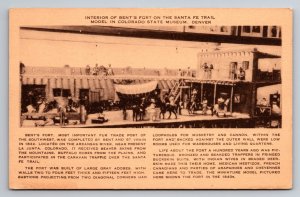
{"left": 20, "top": 26, "right": 282, "bottom": 46}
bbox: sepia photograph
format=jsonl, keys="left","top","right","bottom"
{"left": 9, "top": 8, "right": 292, "bottom": 190}
{"left": 19, "top": 25, "right": 282, "bottom": 128}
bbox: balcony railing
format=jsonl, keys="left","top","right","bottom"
{"left": 198, "top": 69, "right": 247, "bottom": 81}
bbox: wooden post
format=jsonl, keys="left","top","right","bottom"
{"left": 200, "top": 83, "right": 203, "bottom": 102}
{"left": 213, "top": 83, "right": 217, "bottom": 105}
{"left": 250, "top": 83, "right": 257, "bottom": 117}
{"left": 230, "top": 85, "right": 234, "bottom": 113}
{"left": 180, "top": 87, "right": 182, "bottom": 102}
{"left": 46, "top": 78, "right": 50, "bottom": 99}
{"left": 74, "top": 78, "right": 77, "bottom": 99}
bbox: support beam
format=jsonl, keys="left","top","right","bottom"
{"left": 200, "top": 83, "right": 203, "bottom": 103}
{"left": 230, "top": 85, "right": 234, "bottom": 113}
{"left": 213, "top": 83, "right": 217, "bottom": 105}
{"left": 251, "top": 83, "right": 257, "bottom": 117}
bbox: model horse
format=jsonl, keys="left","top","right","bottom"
{"left": 159, "top": 101, "right": 167, "bottom": 119}
{"left": 158, "top": 100, "right": 177, "bottom": 119}
{"left": 167, "top": 103, "right": 178, "bottom": 119}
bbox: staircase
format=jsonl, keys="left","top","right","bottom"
{"left": 169, "top": 80, "right": 184, "bottom": 103}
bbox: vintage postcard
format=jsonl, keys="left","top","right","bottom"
{"left": 9, "top": 8, "right": 292, "bottom": 189}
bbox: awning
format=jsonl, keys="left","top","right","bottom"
{"left": 22, "top": 76, "right": 107, "bottom": 89}
{"left": 21, "top": 76, "right": 116, "bottom": 100}
{"left": 115, "top": 81, "right": 158, "bottom": 95}
{"left": 158, "top": 80, "right": 176, "bottom": 90}
{"left": 22, "top": 76, "right": 48, "bottom": 85}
